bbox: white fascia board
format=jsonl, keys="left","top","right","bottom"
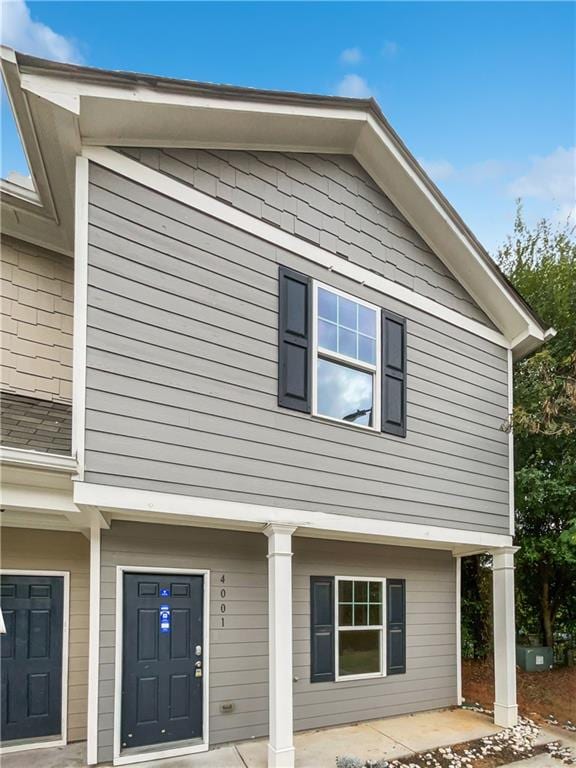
{"left": 73, "top": 480, "right": 513, "bottom": 551}
{"left": 0, "top": 55, "right": 57, "bottom": 221}
{"left": 1, "top": 482, "right": 77, "bottom": 515}
{"left": 82, "top": 146, "right": 509, "bottom": 349}
{"left": 0, "top": 446, "right": 77, "bottom": 473}
{"left": 15, "top": 63, "right": 549, "bottom": 350}
{"left": 19, "top": 71, "right": 364, "bottom": 118}
{"left": 358, "top": 118, "right": 545, "bottom": 343}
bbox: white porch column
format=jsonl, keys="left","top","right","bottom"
{"left": 264, "top": 523, "right": 296, "bottom": 768}
{"left": 491, "top": 546, "right": 519, "bottom": 728}
{"left": 86, "top": 521, "right": 101, "bottom": 764}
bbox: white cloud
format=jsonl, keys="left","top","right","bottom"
{"left": 508, "top": 146, "right": 576, "bottom": 206}
{"left": 1, "top": 0, "right": 82, "bottom": 63}
{"left": 419, "top": 157, "right": 516, "bottom": 186}
{"left": 418, "top": 158, "right": 455, "bottom": 182}
{"left": 340, "top": 47, "right": 362, "bottom": 64}
{"left": 336, "top": 74, "right": 372, "bottom": 99}
{"left": 465, "top": 159, "right": 511, "bottom": 183}
{"left": 382, "top": 40, "right": 399, "bottom": 58}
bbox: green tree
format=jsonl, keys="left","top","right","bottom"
{"left": 497, "top": 205, "right": 576, "bottom": 650}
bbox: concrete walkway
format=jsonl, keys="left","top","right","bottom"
{"left": 3, "top": 709, "right": 572, "bottom": 768}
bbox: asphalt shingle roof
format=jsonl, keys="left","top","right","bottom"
{"left": 0, "top": 391, "right": 72, "bottom": 455}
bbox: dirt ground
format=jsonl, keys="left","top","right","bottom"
{"left": 463, "top": 659, "right": 576, "bottom": 725}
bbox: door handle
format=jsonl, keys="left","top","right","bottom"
{"left": 195, "top": 660, "right": 202, "bottom": 668}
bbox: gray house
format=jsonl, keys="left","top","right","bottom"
{"left": 0, "top": 48, "right": 553, "bottom": 768}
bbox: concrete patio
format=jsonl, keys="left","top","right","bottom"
{"left": 1, "top": 708, "right": 503, "bottom": 768}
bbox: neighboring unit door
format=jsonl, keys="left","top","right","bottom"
{"left": 121, "top": 573, "right": 204, "bottom": 750}
{"left": 0, "top": 574, "right": 64, "bottom": 744}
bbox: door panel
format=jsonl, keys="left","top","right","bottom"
{"left": 121, "top": 573, "right": 204, "bottom": 750}
{"left": 0, "top": 575, "right": 64, "bottom": 743}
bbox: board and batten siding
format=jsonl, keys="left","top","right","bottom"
{"left": 293, "top": 538, "right": 457, "bottom": 730}
{"left": 122, "top": 148, "right": 493, "bottom": 328}
{"left": 0, "top": 528, "right": 90, "bottom": 743}
{"left": 97, "top": 521, "right": 269, "bottom": 762}
{"left": 85, "top": 162, "right": 510, "bottom": 535}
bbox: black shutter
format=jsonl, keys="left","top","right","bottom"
{"left": 387, "top": 578, "right": 406, "bottom": 675}
{"left": 310, "top": 576, "right": 335, "bottom": 683}
{"left": 278, "top": 266, "right": 312, "bottom": 412}
{"left": 381, "top": 310, "right": 407, "bottom": 436}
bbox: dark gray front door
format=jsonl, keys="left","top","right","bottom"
{"left": 0, "top": 574, "right": 64, "bottom": 743}
{"left": 121, "top": 573, "right": 204, "bottom": 750}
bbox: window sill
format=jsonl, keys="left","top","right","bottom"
{"left": 335, "top": 672, "right": 386, "bottom": 682}
{"left": 311, "top": 412, "right": 380, "bottom": 434}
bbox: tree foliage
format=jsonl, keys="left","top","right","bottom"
{"left": 461, "top": 207, "right": 576, "bottom": 659}
{"left": 497, "top": 205, "right": 576, "bottom": 649}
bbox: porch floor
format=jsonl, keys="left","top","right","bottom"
{"left": 0, "top": 709, "right": 502, "bottom": 768}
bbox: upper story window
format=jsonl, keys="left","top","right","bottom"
{"left": 313, "top": 284, "right": 380, "bottom": 430}
{"left": 278, "top": 266, "right": 407, "bottom": 437}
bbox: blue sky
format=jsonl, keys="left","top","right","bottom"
{"left": 1, "top": 1, "right": 574, "bottom": 254}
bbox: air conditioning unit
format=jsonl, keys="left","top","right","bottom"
{"left": 516, "top": 645, "right": 553, "bottom": 672}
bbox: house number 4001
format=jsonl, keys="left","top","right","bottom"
{"left": 220, "top": 574, "right": 226, "bottom": 627}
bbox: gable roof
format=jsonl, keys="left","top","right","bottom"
{"left": 0, "top": 47, "right": 554, "bottom": 358}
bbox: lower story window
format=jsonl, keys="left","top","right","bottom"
{"left": 336, "top": 577, "right": 385, "bottom": 679}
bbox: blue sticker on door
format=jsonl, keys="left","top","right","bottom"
{"left": 160, "top": 588, "right": 170, "bottom": 597}
{"left": 160, "top": 605, "right": 170, "bottom": 633}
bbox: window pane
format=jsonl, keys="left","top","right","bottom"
{"left": 369, "top": 604, "right": 382, "bottom": 625}
{"left": 369, "top": 581, "right": 382, "bottom": 603}
{"left": 339, "top": 604, "right": 353, "bottom": 626}
{"left": 358, "top": 335, "right": 376, "bottom": 365}
{"left": 338, "top": 327, "right": 356, "bottom": 358}
{"left": 339, "top": 630, "right": 381, "bottom": 676}
{"left": 318, "top": 288, "right": 337, "bottom": 322}
{"left": 354, "top": 581, "right": 368, "bottom": 602}
{"left": 354, "top": 604, "right": 368, "bottom": 626}
{"left": 318, "top": 319, "right": 337, "bottom": 352}
{"left": 317, "top": 359, "right": 373, "bottom": 426}
{"left": 359, "top": 305, "right": 376, "bottom": 337}
{"left": 339, "top": 580, "right": 353, "bottom": 602}
{"left": 338, "top": 296, "right": 357, "bottom": 330}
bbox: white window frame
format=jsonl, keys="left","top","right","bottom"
{"left": 312, "top": 281, "right": 381, "bottom": 432}
{"left": 334, "top": 575, "right": 387, "bottom": 682}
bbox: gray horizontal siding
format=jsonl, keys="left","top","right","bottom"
{"left": 293, "top": 538, "right": 457, "bottom": 731}
{"left": 97, "top": 522, "right": 268, "bottom": 762}
{"left": 123, "top": 148, "right": 494, "bottom": 327}
{"left": 85, "top": 164, "right": 510, "bottom": 534}
{"left": 97, "top": 522, "right": 457, "bottom": 758}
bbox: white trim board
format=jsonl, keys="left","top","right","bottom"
{"left": 0, "top": 447, "right": 77, "bottom": 473}
{"left": 455, "top": 555, "right": 462, "bottom": 706}
{"left": 72, "top": 155, "right": 89, "bottom": 481}
{"left": 73, "top": 481, "right": 513, "bottom": 551}
{"left": 86, "top": 524, "right": 101, "bottom": 765}
{"left": 507, "top": 349, "right": 515, "bottom": 537}
{"left": 112, "top": 566, "right": 210, "bottom": 766}
{"left": 0, "top": 570, "right": 70, "bottom": 756}
{"left": 81, "top": 146, "right": 509, "bottom": 349}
